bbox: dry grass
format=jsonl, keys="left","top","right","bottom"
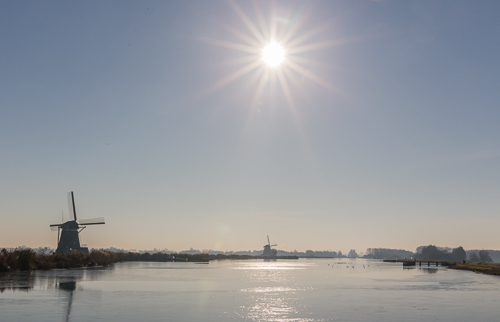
{"left": 0, "top": 248, "right": 118, "bottom": 272}
{"left": 448, "top": 262, "right": 500, "bottom": 276}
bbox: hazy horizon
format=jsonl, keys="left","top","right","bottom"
{"left": 1, "top": 1, "right": 499, "bottom": 253}
{"left": 4, "top": 243, "right": 498, "bottom": 257}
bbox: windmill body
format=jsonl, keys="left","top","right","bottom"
{"left": 262, "top": 235, "right": 278, "bottom": 257}
{"left": 50, "top": 192, "right": 105, "bottom": 255}
{"left": 56, "top": 220, "right": 84, "bottom": 254}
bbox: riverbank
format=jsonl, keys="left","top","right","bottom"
{"left": 0, "top": 248, "right": 299, "bottom": 272}
{"left": 446, "top": 262, "right": 500, "bottom": 276}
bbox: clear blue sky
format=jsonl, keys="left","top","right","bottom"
{"left": 1, "top": 0, "right": 499, "bottom": 253}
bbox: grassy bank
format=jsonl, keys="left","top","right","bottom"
{"left": 446, "top": 262, "right": 500, "bottom": 276}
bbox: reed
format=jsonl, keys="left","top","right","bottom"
{"left": 0, "top": 248, "right": 119, "bottom": 272}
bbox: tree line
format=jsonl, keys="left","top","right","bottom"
{"left": 417, "top": 245, "right": 493, "bottom": 262}
{"left": 364, "top": 245, "right": 493, "bottom": 262}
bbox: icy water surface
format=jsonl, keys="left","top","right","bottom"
{"left": 1, "top": 259, "right": 499, "bottom": 321}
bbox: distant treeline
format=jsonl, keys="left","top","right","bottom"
{"left": 365, "top": 248, "right": 414, "bottom": 259}
{"left": 466, "top": 250, "right": 500, "bottom": 262}
{"left": 365, "top": 246, "right": 494, "bottom": 263}
{"left": 420, "top": 245, "right": 493, "bottom": 263}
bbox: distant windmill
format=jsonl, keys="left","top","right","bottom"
{"left": 262, "top": 235, "right": 278, "bottom": 257}
{"left": 50, "top": 192, "right": 105, "bottom": 255}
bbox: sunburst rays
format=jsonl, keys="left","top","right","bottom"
{"left": 202, "top": 1, "right": 340, "bottom": 109}
{"left": 200, "top": 1, "right": 345, "bottom": 167}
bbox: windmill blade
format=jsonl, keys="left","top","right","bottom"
{"left": 78, "top": 217, "right": 105, "bottom": 225}
{"left": 267, "top": 235, "right": 270, "bottom": 245}
{"left": 67, "top": 192, "right": 76, "bottom": 221}
{"left": 270, "top": 244, "right": 277, "bottom": 247}
{"left": 50, "top": 223, "right": 63, "bottom": 228}
{"left": 71, "top": 191, "right": 77, "bottom": 221}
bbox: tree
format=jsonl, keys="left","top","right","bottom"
{"left": 366, "top": 248, "right": 415, "bottom": 259}
{"left": 468, "top": 252, "right": 479, "bottom": 262}
{"left": 347, "top": 249, "right": 358, "bottom": 258}
{"left": 420, "top": 245, "right": 445, "bottom": 260}
{"left": 451, "top": 246, "right": 466, "bottom": 261}
{"left": 478, "top": 250, "right": 493, "bottom": 263}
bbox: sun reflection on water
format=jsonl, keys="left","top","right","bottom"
{"left": 241, "top": 286, "right": 296, "bottom": 293}
{"left": 234, "top": 261, "right": 314, "bottom": 270}
{"left": 231, "top": 261, "right": 321, "bottom": 321}
{"left": 234, "top": 260, "right": 314, "bottom": 284}
{"left": 236, "top": 291, "right": 319, "bottom": 322}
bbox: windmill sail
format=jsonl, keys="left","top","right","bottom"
{"left": 67, "top": 192, "right": 77, "bottom": 221}
{"left": 79, "top": 217, "right": 105, "bottom": 225}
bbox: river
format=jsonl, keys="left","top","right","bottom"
{"left": 1, "top": 258, "right": 499, "bottom": 321}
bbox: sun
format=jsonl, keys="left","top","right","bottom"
{"left": 262, "top": 42, "right": 285, "bottom": 67}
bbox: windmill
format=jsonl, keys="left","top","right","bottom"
{"left": 50, "top": 192, "right": 105, "bottom": 255}
{"left": 262, "top": 235, "right": 278, "bottom": 257}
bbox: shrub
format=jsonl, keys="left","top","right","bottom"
{"left": 89, "top": 250, "right": 116, "bottom": 266}
{"left": 0, "top": 248, "right": 10, "bottom": 272}
{"left": 16, "top": 249, "right": 36, "bottom": 271}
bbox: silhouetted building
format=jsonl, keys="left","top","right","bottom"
{"left": 50, "top": 192, "right": 105, "bottom": 254}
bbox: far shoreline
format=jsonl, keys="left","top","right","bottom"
{"left": 383, "top": 259, "right": 500, "bottom": 277}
